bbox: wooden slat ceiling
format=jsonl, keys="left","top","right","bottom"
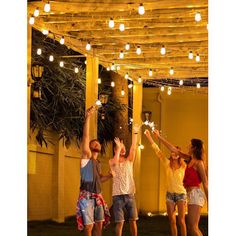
{"left": 27, "top": 0, "right": 208, "bottom": 82}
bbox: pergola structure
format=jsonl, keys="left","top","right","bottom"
{"left": 27, "top": 0, "right": 208, "bottom": 82}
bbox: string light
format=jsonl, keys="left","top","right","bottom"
{"left": 86, "top": 42, "right": 91, "bottom": 50}
{"left": 29, "top": 16, "right": 35, "bottom": 25}
{"left": 125, "top": 73, "right": 129, "bottom": 79}
{"left": 34, "top": 8, "right": 40, "bottom": 17}
{"left": 109, "top": 18, "right": 115, "bottom": 28}
{"left": 128, "top": 84, "right": 133, "bottom": 89}
{"left": 107, "top": 67, "right": 110, "bottom": 71}
{"left": 111, "top": 63, "right": 115, "bottom": 71}
{"left": 188, "top": 51, "right": 193, "bottom": 59}
{"left": 136, "top": 46, "right": 141, "bottom": 55}
{"left": 119, "top": 23, "right": 125, "bottom": 31}
{"left": 98, "top": 78, "right": 101, "bottom": 84}
{"left": 111, "top": 81, "right": 115, "bottom": 87}
{"left": 149, "top": 69, "right": 153, "bottom": 77}
{"left": 125, "top": 43, "right": 130, "bottom": 50}
{"left": 130, "top": 118, "right": 133, "bottom": 122}
{"left": 160, "top": 86, "right": 165, "bottom": 91}
{"left": 74, "top": 67, "right": 79, "bottom": 73}
{"left": 49, "top": 55, "right": 54, "bottom": 62}
{"left": 36, "top": 48, "right": 42, "bottom": 55}
{"left": 196, "top": 54, "right": 200, "bottom": 62}
{"left": 121, "top": 89, "right": 125, "bottom": 96}
{"left": 60, "top": 36, "right": 65, "bottom": 45}
{"left": 42, "top": 29, "right": 49, "bottom": 35}
{"left": 169, "top": 67, "right": 174, "bottom": 75}
{"left": 44, "top": 1, "right": 51, "bottom": 13}
{"left": 160, "top": 45, "right": 166, "bottom": 55}
{"left": 59, "top": 61, "right": 64, "bottom": 67}
{"left": 119, "top": 50, "right": 124, "bottom": 59}
{"left": 195, "top": 12, "right": 202, "bottom": 22}
{"left": 138, "top": 76, "right": 142, "bottom": 83}
{"left": 179, "top": 80, "right": 184, "bottom": 86}
{"left": 167, "top": 87, "right": 172, "bottom": 95}
{"left": 116, "top": 65, "right": 120, "bottom": 70}
{"left": 138, "top": 3, "right": 145, "bottom": 15}
{"left": 196, "top": 83, "right": 201, "bottom": 88}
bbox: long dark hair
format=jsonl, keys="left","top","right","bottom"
{"left": 191, "top": 139, "right": 204, "bottom": 160}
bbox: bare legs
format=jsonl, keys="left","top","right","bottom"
{"left": 94, "top": 221, "right": 103, "bottom": 236}
{"left": 115, "top": 220, "right": 137, "bottom": 236}
{"left": 115, "top": 222, "right": 124, "bottom": 236}
{"left": 84, "top": 224, "right": 93, "bottom": 236}
{"left": 177, "top": 201, "right": 187, "bottom": 236}
{"left": 187, "top": 204, "right": 203, "bottom": 236}
{"left": 166, "top": 201, "right": 177, "bottom": 236}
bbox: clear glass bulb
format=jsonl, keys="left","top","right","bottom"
{"left": 34, "top": 8, "right": 39, "bottom": 17}
{"left": 86, "top": 42, "right": 91, "bottom": 50}
{"left": 42, "top": 29, "right": 49, "bottom": 35}
{"left": 160, "top": 86, "right": 165, "bottom": 91}
{"left": 125, "top": 73, "right": 129, "bottom": 79}
{"left": 196, "top": 54, "right": 200, "bottom": 62}
{"left": 109, "top": 18, "right": 114, "bottom": 28}
{"left": 60, "top": 36, "right": 64, "bottom": 45}
{"left": 59, "top": 61, "right": 64, "bottom": 67}
{"left": 98, "top": 78, "right": 101, "bottom": 84}
{"left": 169, "top": 68, "right": 174, "bottom": 75}
{"left": 138, "top": 77, "right": 142, "bottom": 83}
{"left": 111, "top": 81, "right": 115, "bottom": 87}
{"left": 37, "top": 48, "right": 42, "bottom": 55}
{"left": 125, "top": 43, "right": 130, "bottom": 50}
{"left": 119, "top": 51, "right": 124, "bottom": 59}
{"left": 196, "top": 83, "right": 201, "bottom": 88}
{"left": 49, "top": 55, "right": 54, "bottom": 61}
{"left": 29, "top": 16, "right": 35, "bottom": 25}
{"left": 160, "top": 45, "right": 166, "bottom": 55}
{"left": 138, "top": 4, "right": 145, "bottom": 15}
{"left": 167, "top": 90, "right": 172, "bottom": 95}
{"left": 195, "top": 12, "right": 201, "bottom": 22}
{"left": 74, "top": 67, "right": 79, "bottom": 73}
{"left": 44, "top": 2, "right": 51, "bottom": 13}
{"left": 119, "top": 23, "right": 125, "bottom": 31}
{"left": 189, "top": 51, "right": 193, "bottom": 59}
{"left": 149, "top": 69, "right": 153, "bottom": 76}
{"left": 128, "top": 84, "right": 133, "bottom": 88}
{"left": 111, "top": 63, "right": 115, "bottom": 71}
{"left": 121, "top": 89, "right": 125, "bottom": 96}
{"left": 136, "top": 46, "right": 141, "bottom": 55}
{"left": 179, "top": 80, "right": 183, "bottom": 86}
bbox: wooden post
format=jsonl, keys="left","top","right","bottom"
{"left": 132, "top": 81, "right": 143, "bottom": 210}
{"left": 86, "top": 56, "right": 99, "bottom": 139}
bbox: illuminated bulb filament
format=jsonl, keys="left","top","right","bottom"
{"left": 196, "top": 54, "right": 200, "bottom": 62}
{"left": 169, "top": 67, "right": 174, "bottom": 75}
{"left": 60, "top": 36, "right": 65, "bottom": 45}
{"left": 125, "top": 43, "right": 130, "bottom": 50}
{"left": 59, "top": 61, "right": 64, "bottom": 67}
{"left": 160, "top": 45, "right": 166, "bottom": 55}
{"left": 119, "top": 23, "right": 125, "bottom": 31}
{"left": 109, "top": 18, "right": 115, "bottom": 28}
{"left": 42, "top": 29, "right": 49, "bottom": 35}
{"left": 195, "top": 12, "right": 202, "bottom": 22}
{"left": 74, "top": 67, "right": 79, "bottom": 73}
{"left": 119, "top": 50, "right": 124, "bottom": 59}
{"left": 189, "top": 51, "right": 193, "bottom": 59}
{"left": 111, "top": 63, "right": 115, "bottom": 71}
{"left": 125, "top": 73, "right": 129, "bottom": 79}
{"left": 136, "top": 46, "right": 141, "bottom": 55}
{"left": 86, "top": 42, "right": 91, "bottom": 51}
{"left": 121, "top": 89, "right": 125, "bottom": 96}
{"left": 138, "top": 3, "right": 145, "bottom": 15}
{"left": 149, "top": 69, "right": 153, "bottom": 77}
{"left": 111, "top": 81, "right": 115, "bottom": 87}
{"left": 49, "top": 55, "right": 54, "bottom": 61}
{"left": 138, "top": 76, "right": 142, "bottom": 83}
{"left": 179, "top": 80, "right": 183, "bottom": 86}
{"left": 34, "top": 8, "right": 39, "bottom": 17}
{"left": 196, "top": 83, "right": 201, "bottom": 88}
{"left": 29, "top": 16, "right": 35, "bottom": 25}
{"left": 44, "top": 2, "right": 51, "bottom": 13}
{"left": 98, "top": 78, "right": 101, "bottom": 84}
{"left": 128, "top": 84, "right": 133, "bottom": 89}
{"left": 160, "top": 86, "right": 165, "bottom": 91}
{"left": 37, "top": 48, "right": 42, "bottom": 55}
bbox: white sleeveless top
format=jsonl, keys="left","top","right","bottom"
{"left": 111, "top": 159, "right": 136, "bottom": 196}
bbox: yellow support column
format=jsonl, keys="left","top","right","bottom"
{"left": 132, "top": 81, "right": 143, "bottom": 210}
{"left": 86, "top": 56, "right": 99, "bottom": 139}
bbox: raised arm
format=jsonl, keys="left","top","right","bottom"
{"left": 127, "top": 124, "right": 139, "bottom": 162}
{"left": 81, "top": 106, "right": 95, "bottom": 159}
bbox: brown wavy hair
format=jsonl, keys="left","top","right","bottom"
{"left": 191, "top": 139, "right": 204, "bottom": 160}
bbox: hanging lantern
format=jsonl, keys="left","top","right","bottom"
{"left": 31, "top": 63, "right": 44, "bottom": 82}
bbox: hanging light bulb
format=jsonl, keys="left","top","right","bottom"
{"left": 121, "top": 89, "right": 125, "bottom": 96}
{"left": 116, "top": 65, "right": 120, "bottom": 70}
{"left": 196, "top": 54, "right": 200, "bottom": 62}
{"left": 136, "top": 46, "right": 141, "bottom": 55}
{"left": 167, "top": 87, "right": 172, "bottom": 95}
{"left": 107, "top": 67, "right": 110, "bottom": 71}
{"left": 111, "top": 81, "right": 115, "bottom": 87}
{"left": 160, "top": 86, "right": 165, "bottom": 91}
{"left": 160, "top": 45, "right": 166, "bottom": 55}
{"left": 111, "top": 63, "right": 115, "bottom": 71}
{"left": 128, "top": 84, "right": 133, "bottom": 89}
{"left": 119, "top": 23, "right": 125, "bottom": 31}
{"left": 98, "top": 78, "right": 101, "bottom": 84}
{"left": 44, "top": 1, "right": 51, "bottom": 13}
{"left": 119, "top": 50, "right": 124, "bottom": 59}
{"left": 188, "top": 51, "right": 193, "bottom": 59}
{"left": 49, "top": 55, "right": 54, "bottom": 61}
{"left": 125, "top": 73, "right": 129, "bottom": 79}
{"left": 60, "top": 36, "right": 65, "bottom": 45}
{"left": 29, "top": 16, "right": 35, "bottom": 25}
{"left": 179, "top": 80, "right": 183, "bottom": 86}
{"left": 149, "top": 69, "right": 153, "bottom": 77}
{"left": 74, "top": 67, "right": 79, "bottom": 73}
{"left": 196, "top": 83, "right": 201, "bottom": 88}
{"left": 86, "top": 42, "right": 91, "bottom": 50}
{"left": 138, "top": 76, "right": 142, "bottom": 83}
{"left": 59, "top": 61, "right": 64, "bottom": 67}
{"left": 42, "top": 29, "right": 49, "bottom": 35}
{"left": 36, "top": 48, "right": 42, "bottom": 55}
{"left": 84, "top": 60, "right": 87, "bottom": 64}
{"left": 195, "top": 12, "right": 202, "bottom": 22}
{"left": 169, "top": 67, "right": 174, "bottom": 75}
{"left": 125, "top": 43, "right": 130, "bottom": 50}
{"left": 138, "top": 3, "right": 145, "bottom": 15}
{"left": 109, "top": 18, "right": 115, "bottom": 28}
{"left": 34, "top": 8, "right": 40, "bottom": 17}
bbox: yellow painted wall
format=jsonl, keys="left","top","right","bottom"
{"left": 140, "top": 88, "right": 208, "bottom": 214}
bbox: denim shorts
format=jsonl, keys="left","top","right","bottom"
{"left": 112, "top": 194, "right": 138, "bottom": 222}
{"left": 166, "top": 192, "right": 187, "bottom": 204}
{"left": 187, "top": 188, "right": 206, "bottom": 207}
{"left": 79, "top": 198, "right": 104, "bottom": 225}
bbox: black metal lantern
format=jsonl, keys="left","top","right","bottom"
{"left": 31, "top": 63, "right": 44, "bottom": 82}
{"left": 31, "top": 82, "right": 42, "bottom": 99}
{"left": 142, "top": 111, "right": 152, "bottom": 122}
{"left": 99, "top": 93, "right": 109, "bottom": 105}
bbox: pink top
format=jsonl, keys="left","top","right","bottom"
{"left": 183, "top": 166, "right": 201, "bottom": 188}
